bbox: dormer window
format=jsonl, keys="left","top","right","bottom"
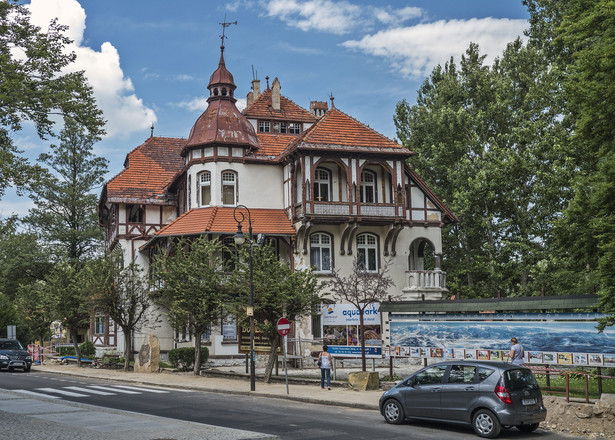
{"left": 273, "top": 122, "right": 287, "bottom": 133}
{"left": 259, "top": 121, "right": 270, "bottom": 133}
{"left": 289, "top": 123, "right": 301, "bottom": 134}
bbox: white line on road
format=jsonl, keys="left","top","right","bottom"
{"left": 36, "top": 387, "right": 88, "bottom": 397}
{"left": 64, "top": 386, "right": 115, "bottom": 396}
{"left": 87, "top": 385, "right": 140, "bottom": 394}
{"left": 12, "top": 389, "right": 60, "bottom": 399}
{"left": 111, "top": 385, "right": 169, "bottom": 393}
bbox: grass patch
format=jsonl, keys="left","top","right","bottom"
{"left": 535, "top": 372, "right": 615, "bottom": 399}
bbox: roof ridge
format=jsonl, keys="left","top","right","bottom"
{"left": 206, "top": 206, "right": 218, "bottom": 232}
{"left": 157, "top": 208, "right": 194, "bottom": 235}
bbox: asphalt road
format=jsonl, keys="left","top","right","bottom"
{"left": 0, "top": 371, "right": 587, "bottom": 440}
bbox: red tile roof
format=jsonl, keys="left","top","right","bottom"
{"left": 243, "top": 89, "right": 317, "bottom": 123}
{"left": 284, "top": 108, "right": 410, "bottom": 155}
{"left": 155, "top": 207, "right": 295, "bottom": 237}
{"left": 255, "top": 133, "right": 297, "bottom": 156}
{"left": 105, "top": 137, "right": 186, "bottom": 204}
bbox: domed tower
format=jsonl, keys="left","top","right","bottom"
{"left": 183, "top": 41, "right": 259, "bottom": 152}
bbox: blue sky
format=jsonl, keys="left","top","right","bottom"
{"left": 3, "top": 0, "right": 529, "bottom": 217}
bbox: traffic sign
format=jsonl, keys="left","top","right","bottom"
{"left": 277, "top": 317, "right": 290, "bottom": 336}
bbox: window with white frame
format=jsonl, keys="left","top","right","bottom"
{"left": 310, "top": 232, "right": 332, "bottom": 272}
{"left": 357, "top": 233, "right": 378, "bottom": 272}
{"left": 222, "top": 171, "right": 237, "bottom": 205}
{"left": 198, "top": 171, "right": 211, "bottom": 206}
{"left": 259, "top": 121, "right": 270, "bottom": 133}
{"left": 288, "top": 123, "right": 301, "bottom": 134}
{"left": 94, "top": 309, "right": 105, "bottom": 335}
{"left": 360, "top": 170, "right": 377, "bottom": 203}
{"left": 314, "top": 168, "right": 331, "bottom": 201}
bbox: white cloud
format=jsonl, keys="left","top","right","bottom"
{"left": 264, "top": 0, "right": 424, "bottom": 34}
{"left": 26, "top": 0, "right": 156, "bottom": 138}
{"left": 342, "top": 18, "right": 528, "bottom": 79}
{"left": 176, "top": 97, "right": 247, "bottom": 112}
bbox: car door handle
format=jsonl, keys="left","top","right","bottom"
{"left": 465, "top": 387, "right": 475, "bottom": 391}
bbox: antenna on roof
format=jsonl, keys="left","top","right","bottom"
{"left": 219, "top": 15, "right": 238, "bottom": 49}
{"left": 150, "top": 122, "right": 154, "bottom": 138}
{"left": 266, "top": 76, "right": 270, "bottom": 90}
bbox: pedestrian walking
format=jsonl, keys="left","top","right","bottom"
{"left": 509, "top": 337, "right": 525, "bottom": 365}
{"left": 318, "top": 344, "right": 332, "bottom": 390}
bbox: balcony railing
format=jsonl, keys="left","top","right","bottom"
{"left": 294, "top": 201, "right": 400, "bottom": 218}
{"left": 405, "top": 270, "right": 447, "bottom": 290}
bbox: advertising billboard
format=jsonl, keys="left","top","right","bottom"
{"left": 321, "top": 303, "right": 382, "bottom": 357}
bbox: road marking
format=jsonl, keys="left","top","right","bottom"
{"left": 112, "top": 385, "right": 169, "bottom": 393}
{"left": 36, "top": 387, "right": 88, "bottom": 397}
{"left": 64, "top": 386, "right": 115, "bottom": 396}
{"left": 12, "top": 389, "right": 60, "bottom": 399}
{"left": 87, "top": 385, "right": 140, "bottom": 394}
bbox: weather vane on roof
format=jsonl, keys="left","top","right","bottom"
{"left": 219, "top": 16, "right": 238, "bottom": 48}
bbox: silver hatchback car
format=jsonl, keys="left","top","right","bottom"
{"left": 379, "top": 360, "right": 546, "bottom": 438}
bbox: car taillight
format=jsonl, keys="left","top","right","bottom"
{"left": 495, "top": 385, "right": 512, "bottom": 404}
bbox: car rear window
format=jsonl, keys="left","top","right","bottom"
{"left": 504, "top": 368, "right": 538, "bottom": 391}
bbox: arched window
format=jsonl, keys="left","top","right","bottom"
{"left": 360, "top": 170, "right": 377, "bottom": 203}
{"left": 198, "top": 171, "right": 211, "bottom": 206}
{"left": 310, "top": 232, "right": 332, "bottom": 272}
{"left": 357, "top": 233, "right": 378, "bottom": 272}
{"left": 314, "top": 167, "right": 331, "bottom": 201}
{"left": 222, "top": 171, "right": 237, "bottom": 205}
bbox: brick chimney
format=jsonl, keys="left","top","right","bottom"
{"left": 246, "top": 78, "right": 261, "bottom": 108}
{"left": 272, "top": 77, "right": 281, "bottom": 111}
{"left": 310, "top": 101, "right": 328, "bottom": 118}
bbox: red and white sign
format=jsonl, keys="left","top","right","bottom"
{"left": 277, "top": 317, "right": 290, "bottom": 336}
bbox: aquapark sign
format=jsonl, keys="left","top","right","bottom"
{"left": 321, "top": 304, "right": 382, "bottom": 357}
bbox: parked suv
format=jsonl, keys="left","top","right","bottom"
{"left": 0, "top": 338, "right": 32, "bottom": 372}
{"left": 379, "top": 360, "right": 546, "bottom": 438}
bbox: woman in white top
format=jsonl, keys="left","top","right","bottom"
{"left": 319, "top": 345, "right": 332, "bottom": 390}
{"left": 509, "top": 337, "right": 525, "bottom": 365}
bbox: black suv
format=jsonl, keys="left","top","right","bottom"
{"left": 0, "top": 338, "right": 32, "bottom": 372}
{"left": 380, "top": 360, "right": 546, "bottom": 438}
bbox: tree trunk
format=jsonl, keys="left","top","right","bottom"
{"left": 264, "top": 336, "right": 279, "bottom": 383}
{"left": 71, "top": 329, "right": 81, "bottom": 368}
{"left": 123, "top": 329, "right": 132, "bottom": 371}
{"left": 359, "top": 312, "right": 366, "bottom": 372}
{"left": 193, "top": 333, "right": 201, "bottom": 376}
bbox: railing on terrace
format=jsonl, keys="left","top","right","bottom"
{"left": 405, "top": 270, "right": 447, "bottom": 290}
{"left": 293, "top": 202, "right": 400, "bottom": 218}
{"left": 527, "top": 365, "right": 615, "bottom": 403}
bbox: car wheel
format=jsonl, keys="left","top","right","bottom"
{"left": 24, "top": 365, "right": 31, "bottom": 372}
{"left": 516, "top": 423, "right": 539, "bottom": 432}
{"left": 473, "top": 409, "right": 501, "bottom": 438}
{"left": 7, "top": 366, "right": 14, "bottom": 372}
{"left": 382, "top": 399, "right": 405, "bottom": 425}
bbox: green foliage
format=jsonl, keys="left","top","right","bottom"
{"left": 0, "top": 0, "right": 105, "bottom": 198}
{"left": 79, "top": 341, "right": 96, "bottom": 359}
{"left": 25, "top": 117, "right": 108, "bottom": 262}
{"left": 152, "top": 237, "right": 226, "bottom": 374}
{"left": 168, "top": 346, "right": 209, "bottom": 371}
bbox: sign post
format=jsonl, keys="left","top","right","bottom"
{"left": 277, "top": 317, "right": 290, "bottom": 394}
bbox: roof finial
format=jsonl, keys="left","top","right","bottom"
{"left": 266, "top": 76, "right": 270, "bottom": 90}
{"left": 219, "top": 16, "right": 237, "bottom": 50}
{"left": 150, "top": 122, "right": 154, "bottom": 138}
{"left": 329, "top": 92, "right": 335, "bottom": 109}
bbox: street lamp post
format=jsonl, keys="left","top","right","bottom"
{"left": 233, "top": 205, "right": 255, "bottom": 391}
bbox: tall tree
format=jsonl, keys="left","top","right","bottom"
{"left": 15, "top": 281, "right": 54, "bottom": 345}
{"left": 44, "top": 262, "right": 93, "bottom": 367}
{"left": 26, "top": 117, "right": 108, "bottom": 262}
{"left": 93, "top": 254, "right": 158, "bottom": 370}
{"left": 0, "top": 0, "right": 105, "bottom": 198}
{"left": 230, "top": 244, "right": 322, "bottom": 383}
{"left": 394, "top": 40, "right": 571, "bottom": 299}
{"left": 152, "top": 237, "right": 228, "bottom": 375}
{"left": 328, "top": 258, "right": 395, "bottom": 372}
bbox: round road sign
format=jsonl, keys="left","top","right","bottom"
{"left": 277, "top": 317, "right": 290, "bottom": 336}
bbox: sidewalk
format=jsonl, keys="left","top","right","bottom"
{"left": 30, "top": 363, "right": 385, "bottom": 411}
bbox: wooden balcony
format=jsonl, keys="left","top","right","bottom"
{"left": 294, "top": 201, "right": 403, "bottom": 219}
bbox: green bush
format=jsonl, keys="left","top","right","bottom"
{"left": 168, "top": 346, "right": 209, "bottom": 371}
{"left": 79, "top": 341, "right": 96, "bottom": 359}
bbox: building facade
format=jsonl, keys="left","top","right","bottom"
{"left": 98, "top": 42, "right": 456, "bottom": 358}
